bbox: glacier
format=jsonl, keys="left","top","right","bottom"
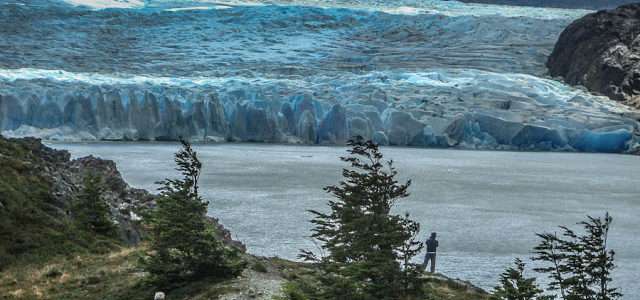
{"left": 1, "top": 0, "right": 639, "bottom": 152}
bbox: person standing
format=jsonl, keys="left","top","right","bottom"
{"left": 423, "top": 232, "right": 438, "bottom": 273}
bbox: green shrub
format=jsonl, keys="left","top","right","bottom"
{"left": 251, "top": 262, "right": 268, "bottom": 273}
{"left": 140, "top": 138, "right": 245, "bottom": 288}
{"left": 45, "top": 268, "right": 63, "bottom": 278}
{"left": 275, "top": 278, "right": 321, "bottom": 300}
{"left": 489, "top": 258, "right": 546, "bottom": 300}
{"left": 70, "top": 172, "right": 117, "bottom": 236}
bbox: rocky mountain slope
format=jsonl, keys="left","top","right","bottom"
{"left": 1, "top": 136, "right": 154, "bottom": 244}
{"left": 459, "top": 0, "right": 638, "bottom": 10}
{"left": 0, "top": 135, "right": 243, "bottom": 251}
{"left": 548, "top": 3, "right": 640, "bottom": 108}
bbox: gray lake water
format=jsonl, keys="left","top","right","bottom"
{"left": 48, "top": 142, "right": 640, "bottom": 297}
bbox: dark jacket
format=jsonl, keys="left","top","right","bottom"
{"left": 425, "top": 238, "right": 438, "bottom": 253}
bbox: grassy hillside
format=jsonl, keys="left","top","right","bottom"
{"left": 1, "top": 246, "right": 488, "bottom": 299}
{"left": 0, "top": 246, "right": 245, "bottom": 299}
{"left": 0, "top": 136, "right": 120, "bottom": 269}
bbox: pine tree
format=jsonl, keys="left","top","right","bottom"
{"left": 70, "top": 172, "right": 116, "bottom": 235}
{"left": 532, "top": 213, "right": 621, "bottom": 300}
{"left": 489, "top": 258, "right": 547, "bottom": 300}
{"left": 579, "top": 213, "right": 620, "bottom": 300}
{"left": 400, "top": 212, "right": 424, "bottom": 298}
{"left": 141, "top": 138, "right": 244, "bottom": 287}
{"left": 531, "top": 232, "right": 569, "bottom": 299}
{"left": 300, "top": 137, "right": 423, "bottom": 299}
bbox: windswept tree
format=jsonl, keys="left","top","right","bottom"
{"left": 70, "top": 172, "right": 116, "bottom": 236}
{"left": 300, "top": 137, "right": 423, "bottom": 299}
{"left": 489, "top": 258, "right": 548, "bottom": 300}
{"left": 532, "top": 213, "right": 621, "bottom": 300}
{"left": 141, "top": 138, "right": 244, "bottom": 287}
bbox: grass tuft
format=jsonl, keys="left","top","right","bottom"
{"left": 251, "top": 261, "right": 268, "bottom": 273}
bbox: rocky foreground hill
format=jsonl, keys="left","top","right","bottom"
{"left": 0, "top": 136, "right": 243, "bottom": 247}
{"left": 548, "top": 3, "right": 640, "bottom": 108}
{"left": 16, "top": 137, "right": 154, "bottom": 244}
{"left": 0, "top": 136, "right": 486, "bottom": 299}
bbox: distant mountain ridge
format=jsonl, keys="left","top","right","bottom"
{"left": 458, "top": 0, "right": 639, "bottom": 10}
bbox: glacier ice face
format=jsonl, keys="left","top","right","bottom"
{"left": 0, "top": 0, "right": 639, "bottom": 152}
{"left": 2, "top": 68, "right": 639, "bottom": 152}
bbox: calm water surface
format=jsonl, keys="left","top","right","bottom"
{"left": 48, "top": 142, "right": 640, "bottom": 297}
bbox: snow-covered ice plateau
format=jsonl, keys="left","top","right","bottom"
{"left": 1, "top": 0, "right": 639, "bottom": 152}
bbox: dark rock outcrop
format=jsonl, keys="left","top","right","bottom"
{"left": 10, "top": 137, "right": 246, "bottom": 249}
{"left": 13, "top": 137, "right": 155, "bottom": 244}
{"left": 206, "top": 217, "right": 247, "bottom": 251}
{"left": 547, "top": 3, "right": 640, "bottom": 108}
{"left": 458, "top": 0, "right": 637, "bottom": 10}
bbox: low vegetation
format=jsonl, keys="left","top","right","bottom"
{"left": 0, "top": 135, "right": 120, "bottom": 271}
{"left": 489, "top": 259, "right": 546, "bottom": 300}
{"left": 0, "top": 246, "right": 245, "bottom": 299}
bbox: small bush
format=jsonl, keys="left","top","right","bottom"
{"left": 286, "top": 271, "right": 298, "bottom": 280}
{"left": 489, "top": 258, "right": 544, "bottom": 300}
{"left": 70, "top": 172, "right": 117, "bottom": 236}
{"left": 275, "top": 278, "right": 320, "bottom": 300}
{"left": 84, "top": 275, "right": 102, "bottom": 285}
{"left": 44, "top": 268, "right": 63, "bottom": 278}
{"left": 251, "top": 262, "right": 268, "bottom": 273}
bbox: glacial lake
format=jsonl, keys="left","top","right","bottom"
{"left": 48, "top": 142, "right": 640, "bottom": 297}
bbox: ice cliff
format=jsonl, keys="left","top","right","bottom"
{"left": 1, "top": 0, "right": 639, "bottom": 152}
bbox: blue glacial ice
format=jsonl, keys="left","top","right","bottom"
{"left": 0, "top": 0, "right": 639, "bottom": 152}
